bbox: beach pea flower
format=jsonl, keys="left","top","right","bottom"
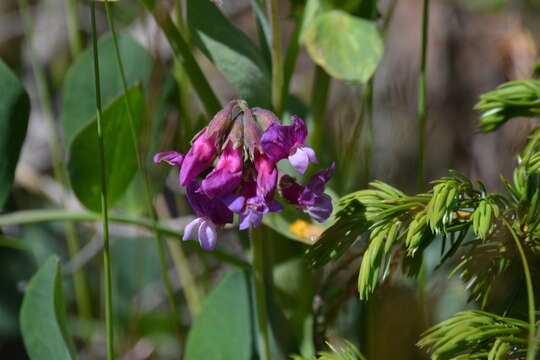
{"left": 261, "top": 115, "right": 318, "bottom": 174}
{"left": 154, "top": 101, "right": 334, "bottom": 250}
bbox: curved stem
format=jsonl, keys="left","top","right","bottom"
{"left": 250, "top": 227, "right": 271, "bottom": 360}
{"left": 103, "top": 0, "right": 184, "bottom": 328}
{"left": 91, "top": 3, "right": 114, "bottom": 358}
{"left": 504, "top": 220, "right": 537, "bottom": 360}
{"left": 0, "top": 209, "right": 250, "bottom": 269}
{"left": 417, "top": 0, "right": 430, "bottom": 193}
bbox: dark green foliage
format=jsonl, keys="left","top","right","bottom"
{"left": 68, "top": 86, "right": 144, "bottom": 212}
{"left": 291, "top": 341, "right": 366, "bottom": 360}
{"left": 20, "top": 257, "right": 75, "bottom": 360}
{"left": 0, "top": 60, "right": 30, "bottom": 209}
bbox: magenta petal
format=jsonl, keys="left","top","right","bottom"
{"left": 153, "top": 151, "right": 185, "bottom": 167}
{"left": 179, "top": 129, "right": 217, "bottom": 186}
{"left": 198, "top": 221, "right": 218, "bottom": 250}
{"left": 201, "top": 169, "right": 242, "bottom": 199}
{"left": 306, "top": 193, "right": 333, "bottom": 222}
{"left": 307, "top": 162, "right": 336, "bottom": 194}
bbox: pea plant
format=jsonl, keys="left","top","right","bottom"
{"left": 0, "top": 0, "right": 538, "bottom": 359}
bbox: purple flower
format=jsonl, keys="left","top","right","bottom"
{"left": 223, "top": 179, "right": 282, "bottom": 230}
{"left": 201, "top": 141, "right": 243, "bottom": 199}
{"left": 182, "top": 181, "right": 233, "bottom": 250}
{"left": 261, "top": 115, "right": 318, "bottom": 174}
{"left": 153, "top": 151, "right": 184, "bottom": 167}
{"left": 279, "top": 163, "right": 336, "bottom": 222}
{"left": 179, "top": 128, "right": 218, "bottom": 186}
{"left": 254, "top": 150, "right": 278, "bottom": 200}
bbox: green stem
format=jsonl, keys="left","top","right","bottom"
{"left": 91, "top": 3, "right": 114, "bottom": 358}
{"left": 362, "top": 78, "right": 374, "bottom": 187}
{"left": 140, "top": 0, "right": 221, "bottom": 116}
{"left": 280, "top": 9, "right": 305, "bottom": 110}
{"left": 18, "top": 0, "right": 91, "bottom": 326}
{"left": 103, "top": 0, "right": 183, "bottom": 330}
{"left": 505, "top": 221, "right": 537, "bottom": 360}
{"left": 65, "top": 0, "right": 82, "bottom": 57}
{"left": 310, "top": 66, "right": 331, "bottom": 155}
{"left": 168, "top": 240, "right": 201, "bottom": 316}
{"left": 250, "top": 227, "right": 271, "bottom": 360}
{"left": 0, "top": 209, "right": 250, "bottom": 269}
{"left": 267, "top": 0, "right": 283, "bottom": 115}
{"left": 417, "top": 0, "right": 430, "bottom": 193}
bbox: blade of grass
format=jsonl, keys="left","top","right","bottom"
{"left": 504, "top": 220, "right": 538, "bottom": 360}
{"left": 18, "top": 0, "right": 91, "bottom": 330}
{"left": 417, "top": 0, "right": 430, "bottom": 193}
{"left": 65, "top": 0, "right": 82, "bottom": 57}
{"left": 140, "top": 0, "right": 221, "bottom": 116}
{"left": 103, "top": 0, "right": 185, "bottom": 329}
{"left": 91, "top": 2, "right": 114, "bottom": 358}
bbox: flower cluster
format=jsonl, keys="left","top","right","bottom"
{"left": 154, "top": 100, "right": 335, "bottom": 250}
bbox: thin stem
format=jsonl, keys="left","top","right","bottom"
{"left": 280, "top": 9, "right": 306, "bottom": 110}
{"left": 505, "top": 220, "right": 537, "bottom": 360}
{"left": 140, "top": 0, "right": 221, "bottom": 116}
{"left": 0, "top": 209, "right": 251, "bottom": 269}
{"left": 250, "top": 226, "right": 271, "bottom": 360}
{"left": 91, "top": 3, "right": 114, "bottom": 359}
{"left": 18, "top": 0, "right": 91, "bottom": 326}
{"left": 267, "top": 0, "right": 283, "bottom": 115}
{"left": 361, "top": 78, "right": 374, "bottom": 187}
{"left": 65, "top": 0, "right": 82, "bottom": 57}
{"left": 310, "top": 66, "right": 331, "bottom": 155}
{"left": 417, "top": 0, "right": 430, "bottom": 193}
{"left": 103, "top": 0, "right": 182, "bottom": 331}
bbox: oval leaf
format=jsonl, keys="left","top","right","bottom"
{"left": 185, "top": 271, "right": 254, "bottom": 360}
{"left": 303, "top": 10, "right": 383, "bottom": 83}
{"left": 61, "top": 35, "right": 152, "bottom": 144}
{"left": 68, "top": 86, "right": 144, "bottom": 212}
{"left": 0, "top": 60, "right": 30, "bottom": 209}
{"left": 188, "top": 0, "right": 271, "bottom": 107}
{"left": 20, "top": 256, "right": 75, "bottom": 360}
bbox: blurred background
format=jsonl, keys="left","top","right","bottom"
{"left": 1, "top": 0, "right": 539, "bottom": 358}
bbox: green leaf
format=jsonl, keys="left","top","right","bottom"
{"left": 185, "top": 271, "right": 254, "bottom": 360}
{"left": 305, "top": 199, "right": 368, "bottom": 268}
{"left": 61, "top": 35, "right": 152, "bottom": 144}
{"left": 303, "top": 10, "right": 382, "bottom": 83}
{"left": 20, "top": 256, "right": 75, "bottom": 360}
{"left": 187, "top": 0, "right": 271, "bottom": 107}
{"left": 67, "top": 86, "right": 144, "bottom": 212}
{"left": 0, "top": 60, "right": 30, "bottom": 209}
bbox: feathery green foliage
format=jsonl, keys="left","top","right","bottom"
{"left": 291, "top": 341, "right": 366, "bottom": 360}
{"left": 418, "top": 310, "right": 535, "bottom": 360}
{"left": 475, "top": 80, "right": 540, "bottom": 132}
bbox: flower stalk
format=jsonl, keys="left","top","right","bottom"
{"left": 251, "top": 226, "right": 271, "bottom": 360}
{"left": 91, "top": 2, "right": 114, "bottom": 358}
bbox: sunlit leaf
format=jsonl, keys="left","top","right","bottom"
{"left": 303, "top": 10, "right": 382, "bottom": 83}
